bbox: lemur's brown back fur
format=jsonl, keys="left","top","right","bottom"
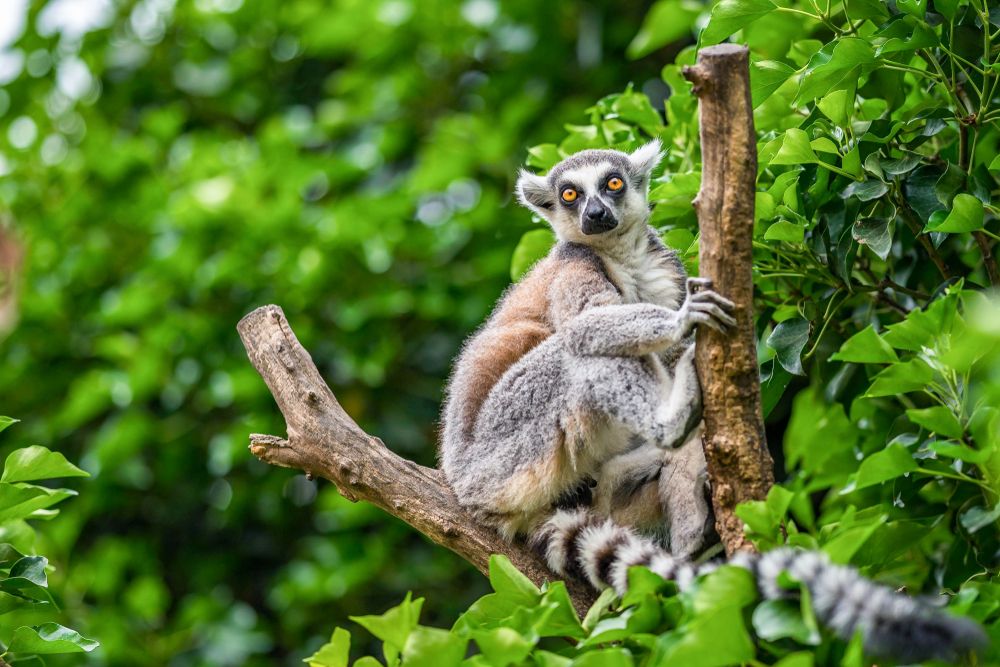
{"left": 447, "top": 242, "right": 620, "bottom": 446}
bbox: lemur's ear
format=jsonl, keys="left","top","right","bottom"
{"left": 515, "top": 169, "right": 555, "bottom": 218}
{"left": 627, "top": 139, "right": 665, "bottom": 186}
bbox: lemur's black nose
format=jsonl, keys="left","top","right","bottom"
{"left": 581, "top": 198, "right": 617, "bottom": 235}
{"left": 584, "top": 199, "right": 607, "bottom": 221}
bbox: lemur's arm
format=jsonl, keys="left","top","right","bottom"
{"left": 563, "top": 278, "right": 735, "bottom": 358}
{"left": 547, "top": 261, "right": 622, "bottom": 328}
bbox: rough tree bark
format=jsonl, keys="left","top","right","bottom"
{"left": 238, "top": 44, "right": 769, "bottom": 607}
{"left": 237, "top": 305, "right": 598, "bottom": 612}
{"left": 683, "top": 44, "right": 775, "bottom": 556}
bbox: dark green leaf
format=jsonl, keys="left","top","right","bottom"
{"left": 841, "top": 179, "right": 888, "bottom": 202}
{"left": 959, "top": 505, "right": 1000, "bottom": 533}
{"left": 851, "top": 218, "right": 892, "bottom": 260}
{"left": 766, "top": 318, "right": 810, "bottom": 376}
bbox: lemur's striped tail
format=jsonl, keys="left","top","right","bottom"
{"left": 533, "top": 509, "right": 987, "bottom": 664}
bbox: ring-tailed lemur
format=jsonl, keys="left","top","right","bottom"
{"left": 439, "top": 141, "right": 986, "bottom": 663}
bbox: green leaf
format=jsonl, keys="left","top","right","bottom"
{"left": 851, "top": 444, "right": 918, "bottom": 491}
{"left": 865, "top": 358, "right": 934, "bottom": 396}
{"left": 797, "top": 39, "right": 875, "bottom": 103}
{"left": 770, "top": 128, "right": 819, "bottom": 166}
{"left": 402, "top": 627, "right": 467, "bottom": 667}
{"left": 0, "top": 417, "right": 19, "bottom": 434}
{"left": 924, "top": 194, "right": 985, "bottom": 233}
{"left": 0, "top": 483, "right": 76, "bottom": 523}
{"left": 841, "top": 179, "right": 888, "bottom": 202}
{"left": 473, "top": 627, "right": 533, "bottom": 667}
{"left": 927, "top": 441, "right": 989, "bottom": 464}
{"left": 510, "top": 229, "right": 555, "bottom": 281}
{"left": 652, "top": 604, "right": 754, "bottom": 667}
{"left": 907, "top": 406, "right": 963, "bottom": 439}
{"left": 851, "top": 218, "right": 891, "bottom": 260}
{"left": 572, "top": 648, "right": 634, "bottom": 667}
{"left": 0, "top": 556, "right": 53, "bottom": 603}
{"left": 750, "top": 60, "right": 796, "bottom": 108}
{"left": 488, "top": 554, "right": 539, "bottom": 604}
{"left": 831, "top": 325, "right": 898, "bottom": 363}
{"left": 752, "top": 599, "right": 820, "bottom": 644}
{"left": 817, "top": 88, "right": 852, "bottom": 127}
{"left": 2, "top": 446, "right": 89, "bottom": 483}
{"left": 763, "top": 220, "right": 804, "bottom": 243}
{"left": 896, "top": 0, "right": 927, "bottom": 18}
{"left": 774, "top": 653, "right": 815, "bottom": 667}
{"left": 627, "top": 0, "right": 700, "bottom": 59}
{"left": 304, "top": 627, "right": 350, "bottom": 667}
{"left": 700, "top": 0, "right": 777, "bottom": 46}
{"left": 693, "top": 565, "right": 758, "bottom": 614}
{"left": 845, "top": 0, "right": 889, "bottom": 21}
{"left": 525, "top": 144, "right": 562, "bottom": 171}
{"left": 8, "top": 624, "right": 99, "bottom": 654}
{"left": 959, "top": 505, "right": 1000, "bottom": 533}
{"left": 350, "top": 592, "right": 424, "bottom": 653}
{"left": 766, "top": 318, "right": 809, "bottom": 376}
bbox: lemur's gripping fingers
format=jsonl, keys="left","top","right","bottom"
{"left": 681, "top": 278, "right": 736, "bottom": 334}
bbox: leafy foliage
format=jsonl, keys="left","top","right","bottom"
{"left": 0, "top": 420, "right": 97, "bottom": 663}
{"left": 3, "top": 0, "right": 1000, "bottom": 664}
{"left": 317, "top": 0, "right": 1000, "bottom": 664}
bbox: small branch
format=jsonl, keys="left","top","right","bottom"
{"left": 237, "top": 305, "right": 597, "bottom": 613}
{"left": 683, "top": 45, "right": 775, "bottom": 557}
{"left": 973, "top": 231, "right": 1000, "bottom": 286}
{"left": 898, "top": 201, "right": 954, "bottom": 280}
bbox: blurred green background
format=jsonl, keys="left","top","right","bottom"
{"left": 0, "top": 1, "right": 674, "bottom": 664}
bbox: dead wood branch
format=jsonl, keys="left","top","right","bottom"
{"left": 683, "top": 44, "right": 776, "bottom": 556}
{"left": 237, "top": 305, "right": 597, "bottom": 612}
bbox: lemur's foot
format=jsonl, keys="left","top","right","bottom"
{"left": 682, "top": 278, "right": 736, "bottom": 333}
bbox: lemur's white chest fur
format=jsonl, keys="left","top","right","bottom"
{"left": 598, "top": 229, "right": 682, "bottom": 308}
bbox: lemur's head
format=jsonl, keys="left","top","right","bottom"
{"left": 515, "top": 139, "right": 664, "bottom": 245}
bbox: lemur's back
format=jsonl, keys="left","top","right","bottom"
{"left": 440, "top": 241, "right": 612, "bottom": 461}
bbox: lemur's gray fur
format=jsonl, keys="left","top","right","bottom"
{"left": 439, "top": 141, "right": 986, "bottom": 663}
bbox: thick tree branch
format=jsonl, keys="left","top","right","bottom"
{"left": 683, "top": 44, "right": 775, "bottom": 556}
{"left": 237, "top": 305, "right": 597, "bottom": 612}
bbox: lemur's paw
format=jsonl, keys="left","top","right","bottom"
{"left": 683, "top": 278, "right": 736, "bottom": 333}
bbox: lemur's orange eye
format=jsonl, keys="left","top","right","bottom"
{"left": 607, "top": 177, "right": 624, "bottom": 191}
{"left": 561, "top": 188, "right": 578, "bottom": 203}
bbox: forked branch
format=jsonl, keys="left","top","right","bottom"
{"left": 237, "top": 305, "right": 598, "bottom": 612}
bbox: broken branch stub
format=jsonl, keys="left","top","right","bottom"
{"left": 683, "top": 44, "right": 776, "bottom": 556}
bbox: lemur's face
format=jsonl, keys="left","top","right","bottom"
{"left": 515, "top": 140, "right": 663, "bottom": 246}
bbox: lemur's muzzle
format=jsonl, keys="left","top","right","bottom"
{"left": 581, "top": 198, "right": 618, "bottom": 235}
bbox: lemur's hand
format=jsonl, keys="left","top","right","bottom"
{"left": 680, "top": 278, "right": 736, "bottom": 334}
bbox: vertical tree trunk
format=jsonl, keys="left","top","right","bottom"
{"left": 683, "top": 44, "right": 775, "bottom": 556}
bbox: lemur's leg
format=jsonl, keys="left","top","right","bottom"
{"left": 564, "top": 278, "right": 735, "bottom": 358}
{"left": 659, "top": 428, "right": 714, "bottom": 560}
{"left": 592, "top": 444, "right": 667, "bottom": 534}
